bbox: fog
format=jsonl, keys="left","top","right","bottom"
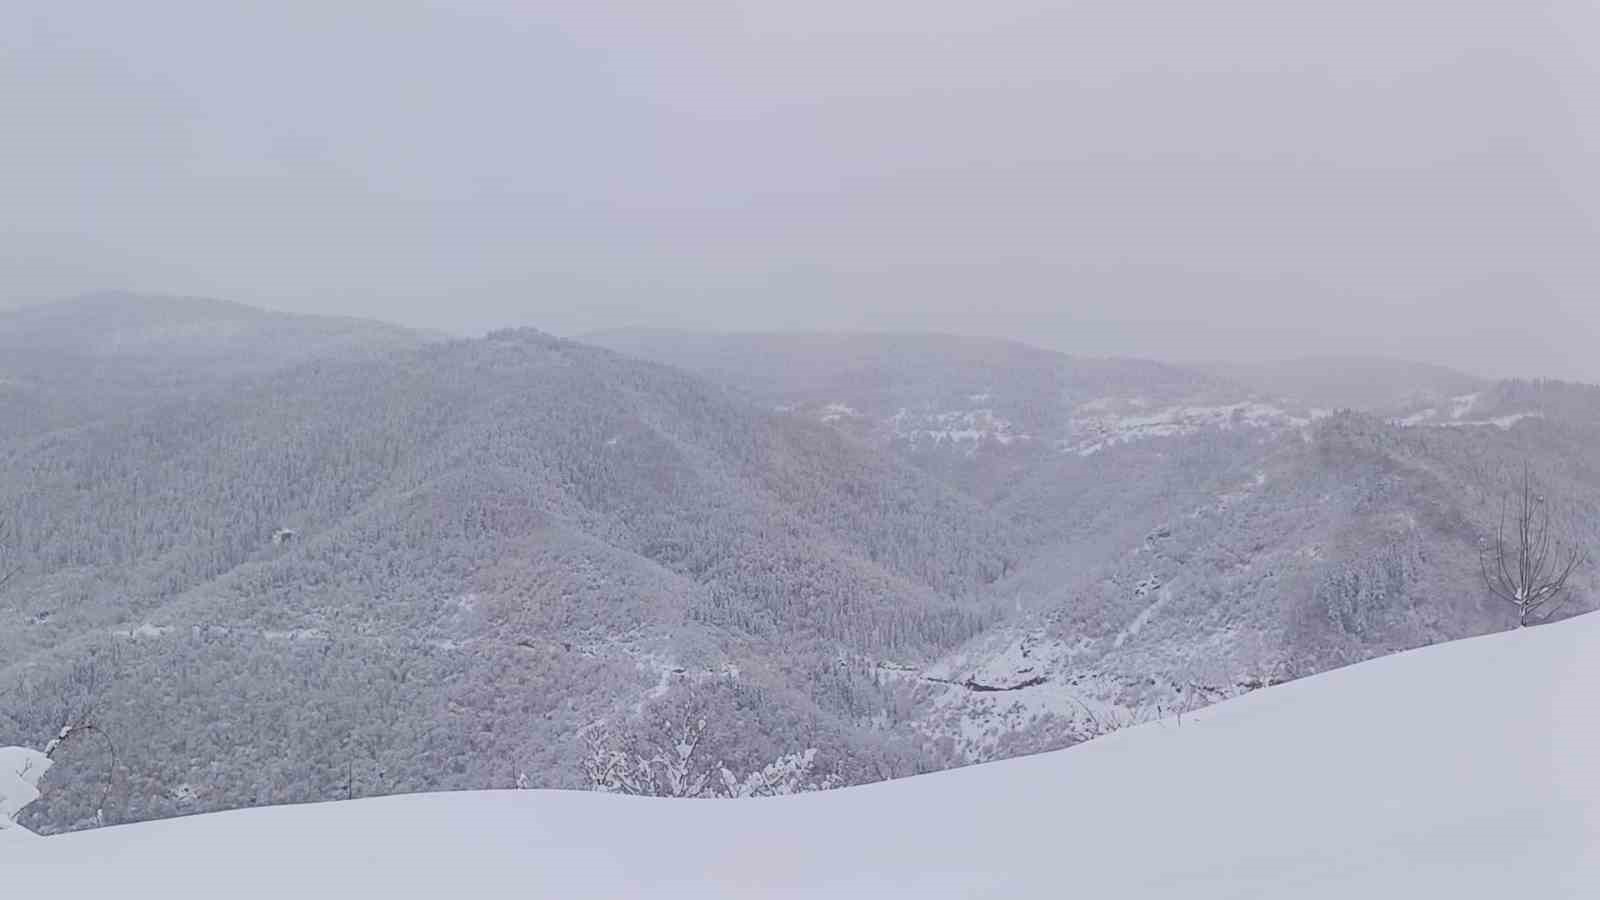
{"left": 5, "top": 1, "right": 1598, "bottom": 379}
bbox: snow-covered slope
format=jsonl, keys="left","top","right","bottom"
{"left": 7, "top": 613, "right": 1597, "bottom": 898}
{"left": 0, "top": 747, "right": 51, "bottom": 832}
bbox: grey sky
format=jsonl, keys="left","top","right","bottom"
{"left": 4, "top": 1, "right": 1598, "bottom": 379}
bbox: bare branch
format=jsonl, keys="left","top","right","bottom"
{"left": 1480, "top": 464, "right": 1587, "bottom": 627}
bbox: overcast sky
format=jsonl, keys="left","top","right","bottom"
{"left": 4, "top": 1, "right": 1598, "bottom": 378}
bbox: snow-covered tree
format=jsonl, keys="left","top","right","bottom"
{"left": 0, "top": 655, "right": 118, "bottom": 830}
{"left": 718, "top": 748, "right": 839, "bottom": 798}
{"left": 582, "top": 717, "right": 835, "bottom": 799}
{"left": 581, "top": 718, "right": 714, "bottom": 798}
{"left": 581, "top": 726, "right": 653, "bottom": 796}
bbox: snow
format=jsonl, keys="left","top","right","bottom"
{"left": 0, "top": 824, "right": 39, "bottom": 845}
{"left": 889, "top": 407, "right": 1028, "bottom": 448}
{"left": 817, "top": 402, "right": 860, "bottom": 423}
{"left": 1113, "top": 585, "right": 1171, "bottom": 648}
{"left": 6, "top": 614, "right": 1599, "bottom": 897}
{"left": 1400, "top": 410, "right": 1543, "bottom": 430}
{"left": 1064, "top": 401, "right": 1319, "bottom": 455}
{"left": 110, "top": 622, "right": 174, "bottom": 639}
{"left": 1393, "top": 394, "right": 1540, "bottom": 431}
{"left": 0, "top": 747, "right": 52, "bottom": 829}
{"left": 1477, "top": 411, "right": 1542, "bottom": 429}
{"left": 920, "top": 665, "right": 1132, "bottom": 760}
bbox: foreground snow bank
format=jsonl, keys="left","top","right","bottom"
{"left": 5, "top": 614, "right": 1598, "bottom": 897}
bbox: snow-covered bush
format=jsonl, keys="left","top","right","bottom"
{"left": 581, "top": 718, "right": 714, "bottom": 798}
{"left": 718, "top": 748, "right": 839, "bottom": 798}
{"left": 580, "top": 719, "right": 837, "bottom": 799}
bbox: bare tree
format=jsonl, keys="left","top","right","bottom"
{"left": 1480, "top": 464, "right": 1587, "bottom": 627}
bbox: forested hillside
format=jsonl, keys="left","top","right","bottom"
{"left": 586, "top": 331, "right": 1600, "bottom": 759}
{"left": 2, "top": 312, "right": 1017, "bottom": 831}
{"left": 12, "top": 610, "right": 1596, "bottom": 897}
{"left": 4, "top": 301, "right": 1597, "bottom": 833}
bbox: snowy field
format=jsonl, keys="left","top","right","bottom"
{"left": 6, "top": 613, "right": 1598, "bottom": 897}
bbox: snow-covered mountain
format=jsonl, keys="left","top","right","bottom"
{"left": 585, "top": 331, "right": 1600, "bottom": 760}
{"left": 7, "top": 305, "right": 1599, "bottom": 835}
{"left": 2, "top": 317, "right": 1016, "bottom": 831}
{"left": 7, "top": 611, "right": 1596, "bottom": 897}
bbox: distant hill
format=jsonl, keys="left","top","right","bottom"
{"left": 0, "top": 292, "right": 431, "bottom": 438}
{"left": 583, "top": 329, "right": 1260, "bottom": 507}
{"left": 1194, "top": 355, "right": 1489, "bottom": 413}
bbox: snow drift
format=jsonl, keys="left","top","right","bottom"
{"left": 5, "top": 613, "right": 1598, "bottom": 897}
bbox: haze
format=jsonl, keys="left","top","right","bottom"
{"left": 4, "top": 1, "right": 1598, "bottom": 379}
